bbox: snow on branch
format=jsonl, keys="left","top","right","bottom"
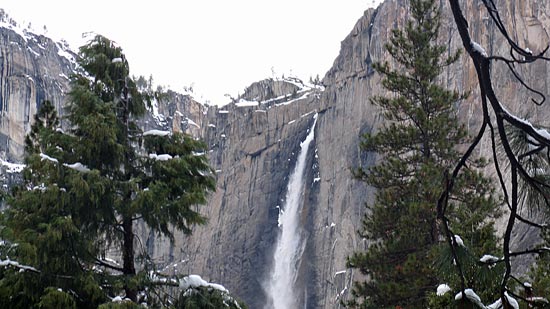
{"left": 94, "top": 257, "right": 124, "bottom": 272}
{"left": 39, "top": 154, "right": 91, "bottom": 173}
{"left": 63, "top": 162, "right": 91, "bottom": 173}
{"left": 436, "top": 284, "right": 451, "bottom": 296}
{"left": 454, "top": 288, "right": 485, "bottom": 308}
{"left": 149, "top": 153, "right": 173, "bottom": 161}
{"left": 147, "top": 272, "right": 232, "bottom": 297}
{"left": 0, "top": 258, "right": 39, "bottom": 273}
{"left": 471, "top": 41, "right": 488, "bottom": 57}
{"left": 479, "top": 254, "right": 500, "bottom": 263}
{"left": 479, "top": 254, "right": 501, "bottom": 267}
{"left": 179, "top": 275, "right": 228, "bottom": 293}
{"left": 453, "top": 234, "right": 465, "bottom": 247}
{"left": 498, "top": 102, "right": 550, "bottom": 147}
{"left": 40, "top": 153, "right": 58, "bottom": 163}
{"left": 486, "top": 292, "right": 519, "bottom": 309}
{"left": 143, "top": 129, "right": 171, "bottom": 137}
{"left": 526, "top": 296, "right": 550, "bottom": 306}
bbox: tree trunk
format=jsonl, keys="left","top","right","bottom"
{"left": 122, "top": 216, "right": 137, "bottom": 302}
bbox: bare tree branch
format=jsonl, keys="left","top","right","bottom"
{"left": 444, "top": 0, "right": 550, "bottom": 305}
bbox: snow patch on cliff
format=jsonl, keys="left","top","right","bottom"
{"left": 146, "top": 98, "right": 168, "bottom": 127}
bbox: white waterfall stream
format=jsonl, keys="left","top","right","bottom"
{"left": 264, "top": 114, "right": 318, "bottom": 309}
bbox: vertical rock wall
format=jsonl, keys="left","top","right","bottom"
{"left": 173, "top": 1, "right": 550, "bottom": 307}
{"left": 0, "top": 21, "right": 75, "bottom": 161}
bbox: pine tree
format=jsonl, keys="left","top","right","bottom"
{"left": 0, "top": 35, "right": 215, "bottom": 306}
{"left": 346, "top": 1, "right": 501, "bottom": 308}
{"left": 505, "top": 125, "right": 550, "bottom": 307}
{"left": 174, "top": 286, "right": 248, "bottom": 309}
{"left": 529, "top": 228, "right": 550, "bottom": 308}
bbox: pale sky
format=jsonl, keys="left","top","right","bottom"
{"left": 2, "top": 1, "right": 383, "bottom": 105}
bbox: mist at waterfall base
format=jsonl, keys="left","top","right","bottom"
{"left": 264, "top": 114, "right": 318, "bottom": 309}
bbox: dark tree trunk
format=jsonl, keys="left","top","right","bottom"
{"left": 122, "top": 216, "right": 137, "bottom": 302}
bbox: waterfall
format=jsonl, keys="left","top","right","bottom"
{"left": 264, "top": 114, "right": 318, "bottom": 309}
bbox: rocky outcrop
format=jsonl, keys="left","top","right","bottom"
{"left": 2, "top": 0, "right": 550, "bottom": 308}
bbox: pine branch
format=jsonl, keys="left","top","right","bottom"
{"left": 509, "top": 247, "right": 550, "bottom": 257}
{"left": 511, "top": 212, "right": 547, "bottom": 229}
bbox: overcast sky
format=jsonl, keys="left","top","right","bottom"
{"left": 2, "top": 1, "right": 383, "bottom": 105}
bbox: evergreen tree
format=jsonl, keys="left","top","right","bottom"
{"left": 0, "top": 35, "right": 216, "bottom": 306}
{"left": 24, "top": 100, "right": 60, "bottom": 154}
{"left": 506, "top": 125, "right": 550, "bottom": 307}
{"left": 346, "top": 1, "right": 501, "bottom": 308}
{"left": 529, "top": 228, "right": 550, "bottom": 308}
{"left": 0, "top": 100, "right": 105, "bottom": 308}
{"left": 173, "top": 286, "right": 248, "bottom": 309}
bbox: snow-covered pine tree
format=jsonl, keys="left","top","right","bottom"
{"left": 346, "top": 1, "right": 502, "bottom": 308}
{"left": 0, "top": 35, "right": 215, "bottom": 307}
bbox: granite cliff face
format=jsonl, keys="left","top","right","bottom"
{"left": 172, "top": 1, "right": 550, "bottom": 307}
{"left": 1, "top": 1, "right": 550, "bottom": 308}
{"left": 0, "top": 11, "right": 78, "bottom": 190}
{"left": 0, "top": 10, "right": 76, "bottom": 162}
